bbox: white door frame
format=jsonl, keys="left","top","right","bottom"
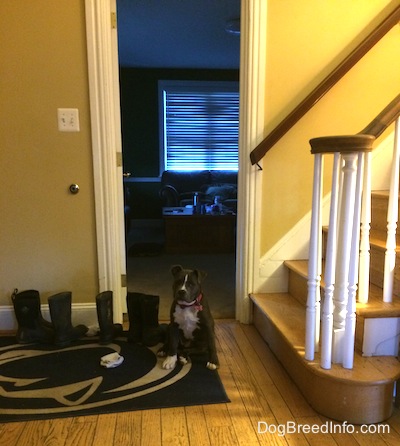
{"left": 84, "top": 0, "right": 267, "bottom": 324}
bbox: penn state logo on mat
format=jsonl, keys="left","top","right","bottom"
{"left": 0, "top": 337, "right": 191, "bottom": 418}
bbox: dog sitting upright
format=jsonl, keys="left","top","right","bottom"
{"left": 158, "top": 265, "right": 219, "bottom": 370}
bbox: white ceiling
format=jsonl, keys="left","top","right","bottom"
{"left": 116, "top": 0, "right": 241, "bottom": 69}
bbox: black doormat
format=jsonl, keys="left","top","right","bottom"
{"left": 0, "top": 335, "right": 229, "bottom": 423}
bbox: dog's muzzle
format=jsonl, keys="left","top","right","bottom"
{"left": 177, "top": 293, "right": 203, "bottom": 311}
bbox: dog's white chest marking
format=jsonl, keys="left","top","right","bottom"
{"left": 173, "top": 305, "right": 199, "bottom": 339}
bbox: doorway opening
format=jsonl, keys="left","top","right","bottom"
{"left": 85, "top": 0, "right": 267, "bottom": 323}
{"left": 117, "top": 1, "right": 240, "bottom": 320}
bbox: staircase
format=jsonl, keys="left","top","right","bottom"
{"left": 251, "top": 178, "right": 400, "bottom": 423}
{"left": 250, "top": 95, "right": 400, "bottom": 424}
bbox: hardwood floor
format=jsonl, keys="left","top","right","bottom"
{"left": 1, "top": 320, "right": 400, "bottom": 445}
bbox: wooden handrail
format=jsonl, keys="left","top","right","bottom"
{"left": 250, "top": 5, "right": 400, "bottom": 166}
{"left": 309, "top": 94, "right": 400, "bottom": 154}
{"left": 359, "top": 93, "right": 400, "bottom": 138}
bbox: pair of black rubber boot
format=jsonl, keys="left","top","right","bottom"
{"left": 11, "top": 289, "right": 88, "bottom": 347}
{"left": 126, "top": 292, "right": 166, "bottom": 346}
{"left": 95, "top": 291, "right": 123, "bottom": 344}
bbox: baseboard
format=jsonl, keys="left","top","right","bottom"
{"left": 0, "top": 303, "right": 98, "bottom": 332}
{"left": 256, "top": 193, "right": 331, "bottom": 293}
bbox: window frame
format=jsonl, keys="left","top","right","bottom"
{"left": 158, "top": 80, "right": 239, "bottom": 174}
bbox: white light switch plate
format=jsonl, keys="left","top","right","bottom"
{"left": 57, "top": 108, "right": 80, "bottom": 132}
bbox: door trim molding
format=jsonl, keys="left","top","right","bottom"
{"left": 235, "top": 0, "right": 267, "bottom": 322}
{"left": 84, "top": 0, "right": 267, "bottom": 324}
{"left": 85, "top": 0, "right": 126, "bottom": 322}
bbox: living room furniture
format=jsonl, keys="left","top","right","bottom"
{"left": 163, "top": 207, "right": 236, "bottom": 254}
{"left": 159, "top": 170, "right": 238, "bottom": 212}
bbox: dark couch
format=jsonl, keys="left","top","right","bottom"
{"left": 159, "top": 170, "right": 238, "bottom": 212}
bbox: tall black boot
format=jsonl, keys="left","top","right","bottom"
{"left": 96, "top": 291, "right": 123, "bottom": 344}
{"left": 11, "top": 289, "right": 54, "bottom": 344}
{"left": 48, "top": 292, "right": 88, "bottom": 347}
{"left": 141, "top": 294, "right": 167, "bottom": 347}
{"left": 126, "top": 292, "right": 143, "bottom": 343}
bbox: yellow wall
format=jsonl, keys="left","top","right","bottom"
{"left": 260, "top": 0, "right": 400, "bottom": 256}
{"left": 0, "top": 1, "right": 98, "bottom": 305}
{"left": 1, "top": 0, "right": 399, "bottom": 308}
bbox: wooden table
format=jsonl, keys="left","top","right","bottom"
{"left": 163, "top": 207, "right": 236, "bottom": 254}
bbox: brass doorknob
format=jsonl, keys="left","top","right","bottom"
{"left": 69, "top": 184, "right": 80, "bottom": 194}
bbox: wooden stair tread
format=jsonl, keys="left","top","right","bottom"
{"left": 322, "top": 227, "right": 400, "bottom": 251}
{"left": 372, "top": 190, "right": 390, "bottom": 198}
{"left": 369, "top": 229, "right": 400, "bottom": 251}
{"left": 250, "top": 292, "right": 400, "bottom": 384}
{"left": 284, "top": 259, "right": 400, "bottom": 317}
{"left": 251, "top": 292, "right": 400, "bottom": 423}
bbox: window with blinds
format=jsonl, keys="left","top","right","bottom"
{"left": 159, "top": 81, "right": 239, "bottom": 172}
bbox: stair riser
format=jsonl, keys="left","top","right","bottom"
{"left": 369, "top": 247, "right": 400, "bottom": 297}
{"left": 288, "top": 269, "right": 308, "bottom": 306}
{"left": 370, "top": 194, "right": 397, "bottom": 232}
{"left": 322, "top": 231, "right": 400, "bottom": 299}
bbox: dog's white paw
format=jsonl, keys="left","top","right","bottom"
{"left": 206, "top": 362, "right": 218, "bottom": 370}
{"left": 157, "top": 350, "right": 167, "bottom": 357}
{"left": 178, "top": 355, "right": 188, "bottom": 365}
{"left": 162, "top": 355, "right": 177, "bottom": 370}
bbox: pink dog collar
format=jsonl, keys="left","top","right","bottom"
{"left": 178, "top": 293, "right": 203, "bottom": 311}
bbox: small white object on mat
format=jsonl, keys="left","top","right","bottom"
{"left": 86, "top": 325, "right": 100, "bottom": 337}
{"left": 100, "top": 352, "right": 124, "bottom": 368}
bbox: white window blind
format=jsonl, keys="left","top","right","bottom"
{"left": 159, "top": 81, "right": 239, "bottom": 172}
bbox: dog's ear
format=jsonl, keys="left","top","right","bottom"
{"left": 171, "top": 265, "right": 183, "bottom": 277}
{"left": 195, "top": 269, "right": 207, "bottom": 283}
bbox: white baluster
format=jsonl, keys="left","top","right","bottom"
{"left": 383, "top": 117, "right": 400, "bottom": 302}
{"left": 358, "top": 151, "right": 371, "bottom": 304}
{"left": 343, "top": 153, "right": 364, "bottom": 369}
{"left": 306, "top": 153, "right": 323, "bottom": 361}
{"left": 332, "top": 153, "right": 358, "bottom": 364}
{"left": 320, "top": 153, "right": 340, "bottom": 369}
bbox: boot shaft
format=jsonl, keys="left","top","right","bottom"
{"left": 126, "top": 292, "right": 144, "bottom": 343}
{"left": 48, "top": 292, "right": 72, "bottom": 331}
{"left": 12, "top": 289, "right": 41, "bottom": 329}
{"left": 96, "top": 291, "right": 122, "bottom": 344}
{"left": 48, "top": 292, "right": 87, "bottom": 346}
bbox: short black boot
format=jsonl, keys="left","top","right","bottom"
{"left": 141, "top": 294, "right": 167, "bottom": 347}
{"left": 48, "top": 292, "right": 88, "bottom": 347}
{"left": 96, "top": 291, "right": 123, "bottom": 344}
{"left": 11, "top": 289, "right": 54, "bottom": 344}
{"left": 126, "top": 292, "right": 143, "bottom": 343}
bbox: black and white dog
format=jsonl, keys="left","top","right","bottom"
{"left": 158, "top": 265, "right": 219, "bottom": 370}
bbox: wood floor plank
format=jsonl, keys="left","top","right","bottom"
{"left": 114, "top": 411, "right": 142, "bottom": 445}
{"left": 0, "top": 420, "right": 26, "bottom": 446}
{"left": 223, "top": 323, "right": 310, "bottom": 446}
{"left": 241, "top": 323, "right": 316, "bottom": 419}
{"left": 161, "top": 406, "right": 190, "bottom": 445}
{"left": 207, "top": 425, "right": 240, "bottom": 445}
{"left": 64, "top": 416, "right": 98, "bottom": 446}
{"left": 141, "top": 409, "right": 161, "bottom": 446}
{"left": 294, "top": 416, "right": 338, "bottom": 446}
{"left": 91, "top": 413, "right": 117, "bottom": 445}
{"left": 40, "top": 417, "right": 74, "bottom": 446}
{"left": 185, "top": 405, "right": 212, "bottom": 446}
{"left": 3, "top": 321, "right": 400, "bottom": 445}
{"left": 216, "top": 322, "right": 282, "bottom": 445}
{"left": 14, "top": 420, "right": 53, "bottom": 446}
{"left": 317, "top": 416, "right": 360, "bottom": 446}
